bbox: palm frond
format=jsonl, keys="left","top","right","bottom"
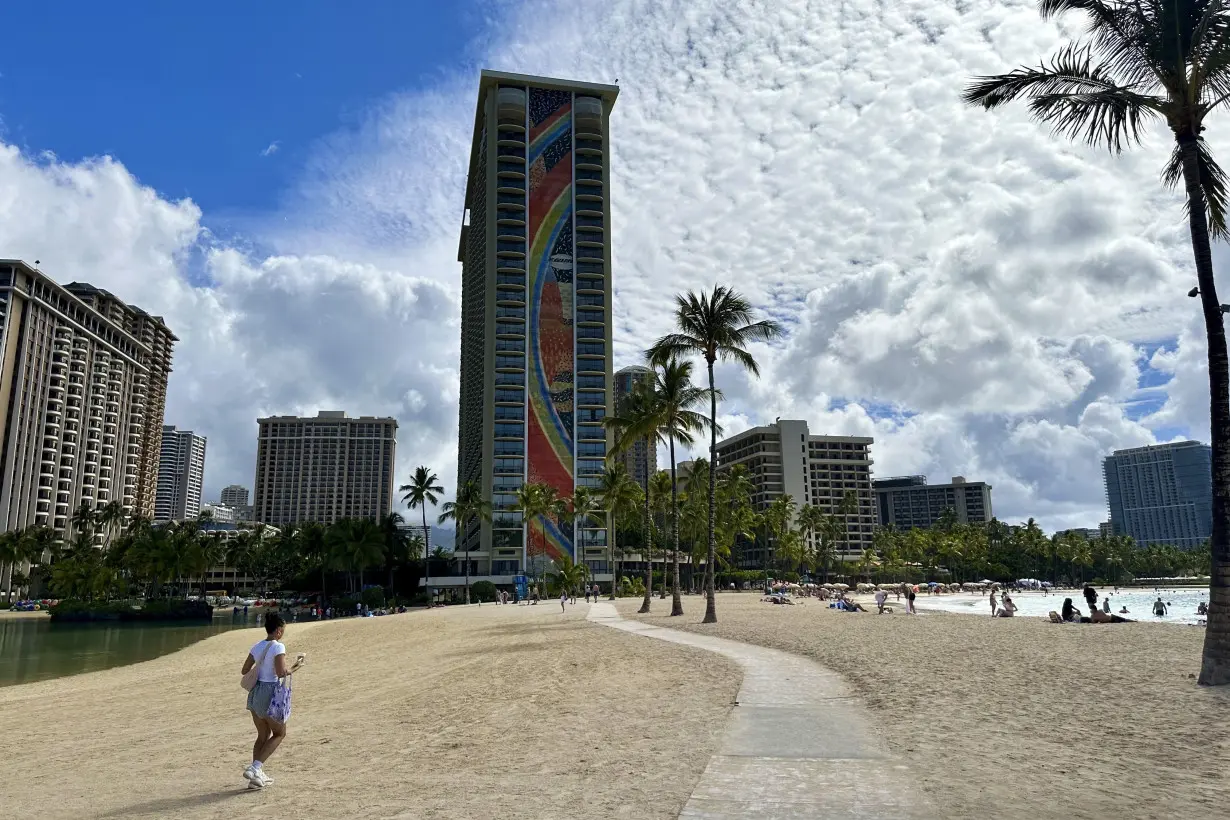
{"left": 1162, "top": 134, "right": 1230, "bottom": 236}
{"left": 965, "top": 44, "right": 1162, "bottom": 151}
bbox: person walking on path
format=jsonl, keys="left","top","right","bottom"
{"left": 240, "top": 613, "right": 304, "bottom": 789}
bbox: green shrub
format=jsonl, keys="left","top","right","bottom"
{"left": 470, "top": 580, "right": 498, "bottom": 603}
{"left": 0, "top": 601, "right": 11, "bottom": 610}
{"left": 360, "top": 586, "right": 386, "bottom": 609}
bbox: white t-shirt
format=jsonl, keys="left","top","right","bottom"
{"left": 874, "top": 590, "right": 887, "bottom": 606}
{"left": 250, "top": 639, "right": 286, "bottom": 683}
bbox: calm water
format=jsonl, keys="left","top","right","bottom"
{"left": 916, "top": 588, "right": 1210, "bottom": 625}
{"left": 0, "top": 615, "right": 252, "bottom": 687}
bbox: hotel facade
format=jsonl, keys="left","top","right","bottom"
{"left": 454, "top": 70, "right": 618, "bottom": 584}
{"left": 0, "top": 261, "right": 175, "bottom": 590}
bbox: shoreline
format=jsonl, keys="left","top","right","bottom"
{"left": 620, "top": 594, "right": 1230, "bottom": 820}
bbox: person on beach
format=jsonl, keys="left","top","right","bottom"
{"left": 989, "top": 588, "right": 999, "bottom": 617}
{"left": 241, "top": 613, "right": 304, "bottom": 789}
{"left": 560, "top": 591, "right": 567, "bottom": 613}
{"left": 1061, "top": 598, "right": 1089, "bottom": 623}
{"left": 907, "top": 587, "right": 917, "bottom": 614}
{"left": 1153, "top": 597, "right": 1168, "bottom": 617}
{"left": 874, "top": 588, "right": 887, "bottom": 613}
{"left": 1082, "top": 584, "right": 1098, "bottom": 612}
{"left": 996, "top": 594, "right": 1017, "bottom": 617}
{"left": 1102, "top": 597, "right": 1111, "bottom": 614}
{"left": 1090, "top": 607, "right": 1132, "bottom": 624}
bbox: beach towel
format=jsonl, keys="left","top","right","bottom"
{"left": 268, "top": 675, "right": 293, "bottom": 723}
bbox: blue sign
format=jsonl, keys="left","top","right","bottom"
{"left": 514, "top": 574, "right": 528, "bottom": 601}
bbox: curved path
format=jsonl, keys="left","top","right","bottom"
{"left": 587, "top": 602, "right": 934, "bottom": 819}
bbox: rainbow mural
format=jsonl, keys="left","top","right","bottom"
{"left": 527, "top": 88, "right": 575, "bottom": 562}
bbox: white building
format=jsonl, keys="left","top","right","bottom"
{"left": 154, "top": 425, "right": 206, "bottom": 523}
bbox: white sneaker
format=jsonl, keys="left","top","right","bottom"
{"left": 244, "top": 766, "right": 273, "bottom": 788}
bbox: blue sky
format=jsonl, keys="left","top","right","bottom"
{"left": 0, "top": 1, "right": 478, "bottom": 213}
{"left": 0, "top": 0, "right": 1213, "bottom": 530}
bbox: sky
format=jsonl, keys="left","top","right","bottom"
{"left": 0, "top": 0, "right": 1223, "bottom": 534}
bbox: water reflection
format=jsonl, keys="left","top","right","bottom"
{"left": 0, "top": 616, "right": 250, "bottom": 687}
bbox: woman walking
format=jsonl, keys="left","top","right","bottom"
{"left": 240, "top": 613, "right": 304, "bottom": 789}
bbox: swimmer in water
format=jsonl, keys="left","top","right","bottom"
{"left": 1153, "top": 597, "right": 1168, "bottom": 617}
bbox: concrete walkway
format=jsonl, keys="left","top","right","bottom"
{"left": 587, "top": 602, "right": 934, "bottom": 819}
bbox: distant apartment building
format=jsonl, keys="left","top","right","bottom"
{"left": 220, "top": 484, "right": 249, "bottom": 508}
{"left": 873, "top": 475, "right": 993, "bottom": 530}
{"left": 715, "top": 420, "right": 875, "bottom": 570}
{"left": 454, "top": 70, "right": 618, "bottom": 583}
{"left": 253, "top": 411, "right": 397, "bottom": 527}
{"left": 0, "top": 261, "right": 174, "bottom": 533}
{"left": 154, "top": 426, "right": 207, "bottom": 522}
{"left": 614, "top": 365, "right": 658, "bottom": 490}
{"left": 1060, "top": 527, "right": 1103, "bottom": 541}
{"left": 1104, "top": 441, "right": 1212, "bottom": 549}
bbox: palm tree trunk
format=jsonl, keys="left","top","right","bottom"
{"left": 1179, "top": 135, "right": 1230, "bottom": 685}
{"left": 421, "top": 506, "right": 430, "bottom": 599}
{"left": 464, "top": 514, "right": 472, "bottom": 605}
{"left": 703, "top": 359, "right": 718, "bottom": 624}
{"left": 607, "top": 509, "right": 616, "bottom": 601}
{"left": 670, "top": 436, "right": 683, "bottom": 616}
{"left": 639, "top": 445, "right": 652, "bottom": 614}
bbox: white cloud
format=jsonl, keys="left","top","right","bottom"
{"left": 260, "top": 141, "right": 280, "bottom": 157}
{"left": 1, "top": 0, "right": 1225, "bottom": 532}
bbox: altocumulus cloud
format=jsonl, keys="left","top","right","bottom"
{"left": 0, "top": 0, "right": 1225, "bottom": 530}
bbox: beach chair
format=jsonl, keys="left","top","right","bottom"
{"left": 1048, "top": 611, "right": 1063, "bottom": 623}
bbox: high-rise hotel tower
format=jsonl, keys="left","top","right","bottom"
{"left": 456, "top": 71, "right": 618, "bottom": 581}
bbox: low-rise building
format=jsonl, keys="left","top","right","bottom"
{"left": 873, "top": 475, "right": 993, "bottom": 530}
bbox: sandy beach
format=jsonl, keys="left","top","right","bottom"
{"left": 623, "top": 593, "right": 1230, "bottom": 820}
{"left": 0, "top": 602, "right": 739, "bottom": 819}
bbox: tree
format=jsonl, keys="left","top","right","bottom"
{"left": 648, "top": 470, "right": 672, "bottom": 600}
{"left": 606, "top": 382, "right": 661, "bottom": 614}
{"left": 326, "top": 518, "right": 386, "bottom": 593}
{"left": 546, "top": 552, "right": 589, "bottom": 597}
{"left": 962, "top": 0, "right": 1230, "bottom": 685}
{"left": 378, "top": 512, "right": 411, "bottom": 601}
{"left": 567, "top": 485, "right": 602, "bottom": 590}
{"left": 400, "top": 466, "right": 444, "bottom": 594}
{"left": 70, "top": 503, "right": 95, "bottom": 542}
{"left": 439, "top": 480, "right": 493, "bottom": 604}
{"left": 765, "top": 494, "right": 798, "bottom": 580}
{"left": 649, "top": 359, "right": 708, "bottom": 615}
{"left": 96, "top": 500, "right": 126, "bottom": 548}
{"left": 0, "top": 530, "right": 21, "bottom": 602}
{"left": 649, "top": 285, "right": 783, "bottom": 623}
{"left": 597, "top": 463, "right": 642, "bottom": 600}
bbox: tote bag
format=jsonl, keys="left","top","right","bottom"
{"left": 268, "top": 674, "right": 293, "bottom": 723}
{"left": 240, "top": 641, "right": 274, "bottom": 692}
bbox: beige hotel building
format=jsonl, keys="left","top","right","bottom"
{"left": 0, "top": 261, "right": 175, "bottom": 589}
{"left": 716, "top": 419, "right": 876, "bottom": 570}
{"left": 253, "top": 411, "right": 397, "bottom": 527}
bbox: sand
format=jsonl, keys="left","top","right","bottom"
{"left": 0, "top": 601, "right": 740, "bottom": 819}
{"left": 622, "top": 592, "right": 1230, "bottom": 820}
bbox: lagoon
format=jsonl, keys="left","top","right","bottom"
{"left": 0, "top": 614, "right": 252, "bottom": 687}
{"left": 916, "top": 587, "right": 1210, "bottom": 625}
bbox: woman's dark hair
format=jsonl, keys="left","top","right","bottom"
{"left": 1061, "top": 598, "right": 1075, "bottom": 620}
{"left": 264, "top": 612, "right": 286, "bottom": 634}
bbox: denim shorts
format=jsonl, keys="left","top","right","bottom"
{"left": 246, "top": 681, "right": 277, "bottom": 718}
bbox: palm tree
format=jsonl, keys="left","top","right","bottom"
{"left": 70, "top": 503, "right": 95, "bottom": 542}
{"left": 606, "top": 381, "right": 661, "bottom": 614}
{"left": 648, "top": 470, "right": 672, "bottom": 600}
{"left": 96, "top": 500, "right": 125, "bottom": 548}
{"left": 439, "top": 480, "right": 493, "bottom": 604}
{"left": 326, "top": 519, "right": 386, "bottom": 593}
{"left": 567, "top": 486, "right": 602, "bottom": 589}
{"left": 0, "top": 530, "right": 21, "bottom": 602}
{"left": 546, "top": 552, "right": 589, "bottom": 597}
{"left": 648, "top": 359, "right": 708, "bottom": 615}
{"left": 400, "top": 466, "right": 444, "bottom": 595}
{"left": 962, "top": 0, "right": 1230, "bottom": 685}
{"left": 378, "top": 512, "right": 410, "bottom": 600}
{"left": 649, "top": 285, "right": 783, "bottom": 623}
{"left": 598, "top": 463, "right": 642, "bottom": 600}
{"left": 765, "top": 494, "right": 798, "bottom": 579}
